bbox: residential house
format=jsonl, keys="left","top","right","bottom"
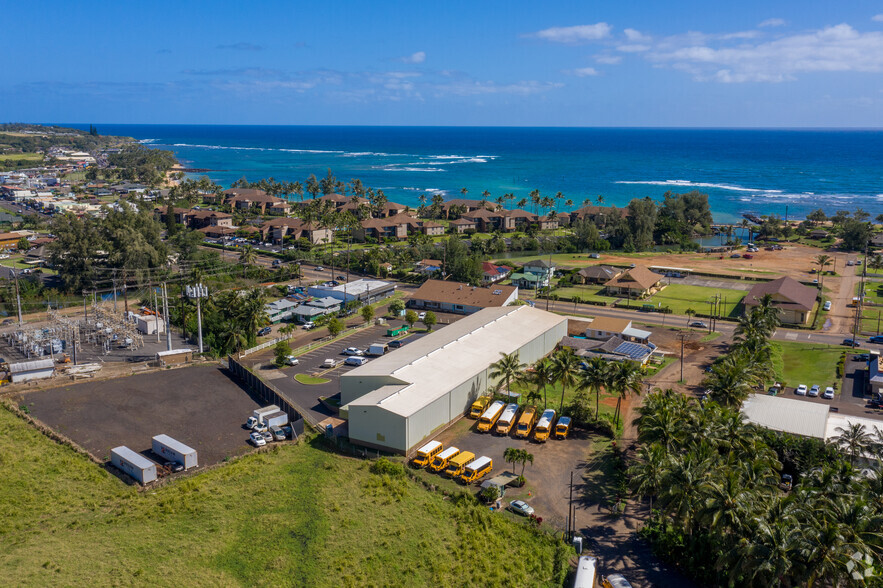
{"left": 291, "top": 296, "right": 341, "bottom": 323}
{"left": 481, "top": 262, "right": 512, "bottom": 285}
{"left": 224, "top": 188, "right": 290, "bottom": 215}
{"left": 265, "top": 299, "right": 298, "bottom": 323}
{"left": 408, "top": 279, "right": 518, "bottom": 314}
{"left": 416, "top": 259, "right": 443, "bottom": 274}
{"left": 569, "top": 205, "right": 628, "bottom": 225}
{"left": 510, "top": 259, "right": 555, "bottom": 289}
{"left": 0, "top": 232, "right": 22, "bottom": 250}
{"left": 603, "top": 266, "right": 663, "bottom": 298}
{"left": 307, "top": 279, "right": 395, "bottom": 304}
{"left": 353, "top": 214, "right": 416, "bottom": 241}
{"left": 577, "top": 265, "right": 622, "bottom": 285}
{"left": 743, "top": 276, "right": 817, "bottom": 325}
{"left": 419, "top": 220, "right": 445, "bottom": 236}
{"left": 872, "top": 233, "right": 883, "bottom": 248}
{"left": 449, "top": 218, "right": 477, "bottom": 233}
{"left": 561, "top": 335, "right": 657, "bottom": 366}
{"left": 155, "top": 207, "right": 233, "bottom": 230}
{"left": 260, "top": 217, "right": 333, "bottom": 245}
{"left": 584, "top": 316, "right": 651, "bottom": 344}
{"left": 462, "top": 208, "right": 514, "bottom": 232}
{"left": 537, "top": 216, "right": 559, "bottom": 231}
{"left": 809, "top": 229, "right": 830, "bottom": 239}
{"left": 198, "top": 226, "right": 238, "bottom": 239}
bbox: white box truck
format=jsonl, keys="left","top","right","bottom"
{"left": 366, "top": 342, "right": 388, "bottom": 356}
{"left": 246, "top": 405, "right": 280, "bottom": 429}
{"left": 152, "top": 434, "right": 198, "bottom": 470}
{"left": 262, "top": 411, "right": 289, "bottom": 429}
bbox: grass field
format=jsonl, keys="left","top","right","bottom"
{"left": 632, "top": 283, "right": 746, "bottom": 317}
{"left": 770, "top": 341, "right": 849, "bottom": 389}
{"left": 295, "top": 373, "right": 331, "bottom": 385}
{"left": 0, "top": 403, "right": 568, "bottom": 586}
{"left": 0, "top": 152, "right": 43, "bottom": 161}
{"left": 549, "top": 284, "right": 610, "bottom": 304}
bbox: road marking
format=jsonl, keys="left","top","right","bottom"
{"left": 785, "top": 332, "right": 798, "bottom": 340}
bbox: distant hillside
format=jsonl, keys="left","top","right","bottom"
{"left": 0, "top": 123, "right": 135, "bottom": 156}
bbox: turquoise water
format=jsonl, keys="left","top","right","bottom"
{"left": 80, "top": 125, "right": 883, "bottom": 223}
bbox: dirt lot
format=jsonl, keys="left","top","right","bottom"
{"left": 15, "top": 365, "right": 263, "bottom": 468}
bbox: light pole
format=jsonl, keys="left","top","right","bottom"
{"left": 186, "top": 283, "right": 208, "bottom": 353}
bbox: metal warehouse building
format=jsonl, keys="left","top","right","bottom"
{"left": 339, "top": 306, "right": 567, "bottom": 454}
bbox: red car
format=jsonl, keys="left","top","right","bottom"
{"left": 743, "top": 254, "right": 753, "bottom": 259}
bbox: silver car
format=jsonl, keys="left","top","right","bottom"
{"left": 508, "top": 500, "right": 535, "bottom": 516}
{"left": 808, "top": 385, "right": 820, "bottom": 397}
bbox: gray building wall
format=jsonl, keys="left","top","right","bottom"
{"left": 347, "top": 404, "right": 407, "bottom": 452}
{"left": 341, "top": 374, "right": 409, "bottom": 405}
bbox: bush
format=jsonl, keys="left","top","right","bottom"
{"left": 478, "top": 485, "right": 500, "bottom": 503}
{"left": 370, "top": 457, "right": 405, "bottom": 477}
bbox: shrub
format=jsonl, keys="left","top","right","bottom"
{"left": 478, "top": 485, "right": 499, "bottom": 503}
{"left": 370, "top": 457, "right": 405, "bottom": 477}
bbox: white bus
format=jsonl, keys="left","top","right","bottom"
{"left": 573, "top": 556, "right": 597, "bottom": 588}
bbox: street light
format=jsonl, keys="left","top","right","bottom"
{"left": 185, "top": 283, "right": 209, "bottom": 353}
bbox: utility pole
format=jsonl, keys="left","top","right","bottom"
{"left": 82, "top": 290, "right": 87, "bottom": 320}
{"left": 186, "top": 283, "right": 208, "bottom": 353}
{"left": 152, "top": 281, "right": 160, "bottom": 343}
{"left": 112, "top": 269, "right": 118, "bottom": 313}
{"left": 677, "top": 331, "right": 688, "bottom": 383}
{"left": 568, "top": 470, "right": 574, "bottom": 542}
{"left": 11, "top": 270, "right": 22, "bottom": 326}
{"left": 163, "top": 283, "right": 172, "bottom": 351}
{"left": 122, "top": 271, "right": 129, "bottom": 319}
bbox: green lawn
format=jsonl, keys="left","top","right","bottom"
{"left": 0, "top": 403, "right": 567, "bottom": 586}
{"left": 550, "top": 284, "right": 610, "bottom": 304}
{"left": 634, "top": 283, "right": 746, "bottom": 317}
{"left": 770, "top": 341, "right": 849, "bottom": 389}
{"left": 295, "top": 373, "right": 331, "bottom": 385}
{"left": 0, "top": 152, "right": 43, "bottom": 162}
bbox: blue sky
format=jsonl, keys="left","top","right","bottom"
{"left": 3, "top": 1, "right": 883, "bottom": 126}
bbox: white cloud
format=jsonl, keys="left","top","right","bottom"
{"left": 873, "top": 14, "right": 883, "bottom": 22}
{"left": 649, "top": 23, "right": 883, "bottom": 82}
{"left": 595, "top": 54, "right": 623, "bottom": 65}
{"left": 758, "top": 18, "right": 786, "bottom": 28}
{"left": 617, "top": 44, "right": 652, "bottom": 53}
{"left": 569, "top": 67, "right": 600, "bottom": 77}
{"left": 624, "top": 28, "right": 651, "bottom": 42}
{"left": 398, "top": 51, "right": 426, "bottom": 64}
{"left": 527, "top": 23, "right": 612, "bottom": 44}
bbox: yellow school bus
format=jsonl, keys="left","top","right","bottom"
{"left": 514, "top": 405, "right": 538, "bottom": 439}
{"left": 476, "top": 400, "right": 506, "bottom": 433}
{"left": 411, "top": 440, "right": 443, "bottom": 468}
{"left": 554, "top": 416, "right": 571, "bottom": 440}
{"left": 429, "top": 447, "right": 460, "bottom": 472}
{"left": 534, "top": 409, "right": 556, "bottom": 443}
{"left": 443, "top": 451, "right": 475, "bottom": 478}
{"left": 458, "top": 456, "right": 493, "bottom": 484}
{"left": 469, "top": 396, "right": 491, "bottom": 418}
{"left": 494, "top": 403, "right": 520, "bottom": 435}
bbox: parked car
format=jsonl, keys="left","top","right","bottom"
{"left": 779, "top": 473, "right": 793, "bottom": 492}
{"left": 742, "top": 254, "right": 753, "bottom": 259}
{"left": 302, "top": 321, "right": 315, "bottom": 330}
{"left": 822, "top": 387, "right": 835, "bottom": 400}
{"left": 730, "top": 253, "right": 742, "bottom": 258}
{"left": 843, "top": 338, "right": 859, "bottom": 347}
{"left": 389, "top": 339, "right": 407, "bottom": 348}
{"left": 344, "top": 356, "right": 369, "bottom": 366}
{"left": 795, "top": 384, "right": 808, "bottom": 396}
{"left": 689, "top": 321, "right": 708, "bottom": 328}
{"left": 261, "top": 431, "right": 274, "bottom": 444}
{"left": 870, "top": 335, "right": 883, "bottom": 344}
{"left": 601, "top": 574, "right": 634, "bottom": 588}
{"left": 508, "top": 500, "right": 535, "bottom": 516}
{"left": 767, "top": 384, "right": 781, "bottom": 396}
{"left": 165, "top": 461, "right": 185, "bottom": 473}
{"left": 322, "top": 358, "right": 338, "bottom": 368}
{"left": 315, "top": 266, "right": 324, "bottom": 271}
{"left": 418, "top": 312, "right": 427, "bottom": 320}
{"left": 283, "top": 356, "right": 299, "bottom": 366}
{"left": 853, "top": 354, "right": 870, "bottom": 362}
{"left": 270, "top": 426, "right": 286, "bottom": 441}
{"left": 249, "top": 431, "right": 266, "bottom": 447}
{"left": 823, "top": 301, "right": 832, "bottom": 311}
{"left": 343, "top": 347, "right": 364, "bottom": 356}
{"left": 258, "top": 326, "right": 272, "bottom": 336}
{"left": 336, "top": 275, "right": 346, "bottom": 281}
{"left": 252, "top": 422, "right": 268, "bottom": 433}
{"left": 808, "top": 385, "right": 820, "bottom": 397}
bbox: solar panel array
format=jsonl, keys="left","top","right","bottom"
{"left": 614, "top": 341, "right": 650, "bottom": 360}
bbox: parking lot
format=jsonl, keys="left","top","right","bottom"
{"left": 431, "top": 414, "right": 592, "bottom": 529}
{"left": 15, "top": 365, "right": 264, "bottom": 471}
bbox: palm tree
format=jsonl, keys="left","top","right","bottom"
{"left": 530, "top": 357, "right": 554, "bottom": 409}
{"left": 595, "top": 195, "right": 605, "bottom": 206}
{"left": 834, "top": 422, "right": 872, "bottom": 465}
{"left": 609, "top": 360, "right": 643, "bottom": 425}
{"left": 628, "top": 444, "right": 667, "bottom": 512}
{"left": 489, "top": 351, "right": 526, "bottom": 403}
{"left": 577, "top": 357, "right": 608, "bottom": 418}
{"left": 238, "top": 245, "right": 257, "bottom": 278}
{"left": 517, "top": 449, "right": 534, "bottom": 477}
{"left": 237, "top": 287, "right": 269, "bottom": 346}
{"left": 503, "top": 447, "right": 520, "bottom": 474}
{"left": 550, "top": 347, "right": 581, "bottom": 413}
{"left": 702, "top": 357, "right": 756, "bottom": 408}
{"left": 814, "top": 254, "right": 832, "bottom": 289}
{"left": 869, "top": 253, "right": 883, "bottom": 275}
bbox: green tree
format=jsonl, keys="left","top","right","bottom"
{"left": 16, "top": 236, "right": 29, "bottom": 251}
{"left": 490, "top": 351, "right": 526, "bottom": 403}
{"left": 550, "top": 347, "right": 581, "bottom": 414}
{"left": 608, "top": 360, "right": 643, "bottom": 425}
{"left": 577, "top": 357, "right": 609, "bottom": 418}
{"left": 404, "top": 310, "right": 418, "bottom": 328}
{"left": 814, "top": 254, "right": 832, "bottom": 289}
{"left": 422, "top": 311, "right": 437, "bottom": 331}
{"left": 503, "top": 447, "right": 520, "bottom": 474}
{"left": 387, "top": 299, "right": 406, "bottom": 317}
{"left": 360, "top": 304, "right": 375, "bottom": 324}
{"left": 273, "top": 339, "right": 292, "bottom": 367}
{"left": 530, "top": 357, "right": 555, "bottom": 409}
{"left": 238, "top": 245, "right": 257, "bottom": 278}
{"left": 833, "top": 422, "right": 871, "bottom": 465}
{"left": 326, "top": 317, "right": 344, "bottom": 338}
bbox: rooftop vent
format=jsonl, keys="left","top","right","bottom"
{"left": 493, "top": 289, "right": 502, "bottom": 295}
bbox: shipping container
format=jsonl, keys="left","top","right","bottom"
{"left": 151, "top": 434, "right": 198, "bottom": 470}
{"left": 262, "top": 411, "right": 289, "bottom": 428}
{"left": 111, "top": 446, "right": 158, "bottom": 484}
{"left": 366, "top": 342, "right": 388, "bottom": 356}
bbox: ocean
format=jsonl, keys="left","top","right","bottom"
{"left": 77, "top": 125, "right": 883, "bottom": 224}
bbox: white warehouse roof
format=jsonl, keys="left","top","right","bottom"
{"left": 8, "top": 358, "right": 55, "bottom": 373}
{"left": 741, "top": 394, "right": 830, "bottom": 439}
{"left": 344, "top": 306, "right": 566, "bottom": 418}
